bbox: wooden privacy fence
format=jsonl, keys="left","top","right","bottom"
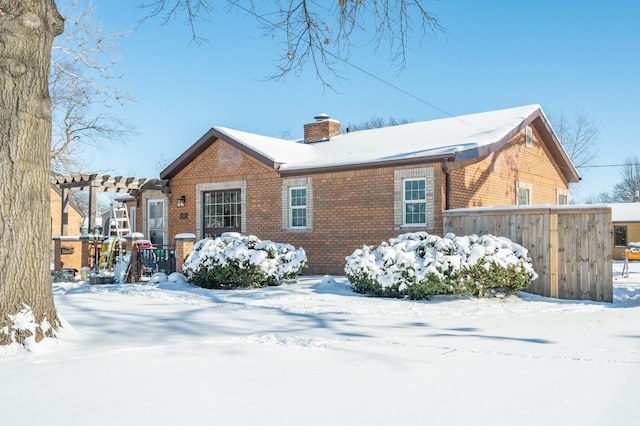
{"left": 443, "top": 205, "right": 613, "bottom": 302}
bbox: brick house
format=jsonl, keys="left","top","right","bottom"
{"left": 50, "top": 185, "right": 84, "bottom": 245}
{"left": 155, "top": 104, "right": 579, "bottom": 275}
{"left": 50, "top": 184, "right": 85, "bottom": 270}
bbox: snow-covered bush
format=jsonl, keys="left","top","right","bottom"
{"left": 183, "top": 233, "right": 307, "bottom": 289}
{"left": 345, "top": 232, "right": 537, "bottom": 299}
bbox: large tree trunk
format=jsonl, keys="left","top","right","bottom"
{"left": 0, "top": 1, "right": 64, "bottom": 348}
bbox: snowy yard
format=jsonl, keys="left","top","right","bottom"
{"left": 1, "top": 261, "right": 639, "bottom": 426}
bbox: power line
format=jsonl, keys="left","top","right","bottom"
{"left": 227, "top": 2, "right": 504, "bottom": 137}
{"left": 581, "top": 163, "right": 640, "bottom": 168}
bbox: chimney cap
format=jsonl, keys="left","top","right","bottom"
{"left": 314, "top": 113, "right": 330, "bottom": 121}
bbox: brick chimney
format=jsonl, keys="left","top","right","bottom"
{"left": 303, "top": 113, "right": 341, "bottom": 143}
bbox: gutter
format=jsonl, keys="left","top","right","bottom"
{"left": 277, "top": 153, "right": 455, "bottom": 177}
{"left": 442, "top": 158, "right": 451, "bottom": 211}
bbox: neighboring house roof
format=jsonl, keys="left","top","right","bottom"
{"left": 609, "top": 203, "right": 640, "bottom": 222}
{"left": 161, "top": 104, "right": 580, "bottom": 182}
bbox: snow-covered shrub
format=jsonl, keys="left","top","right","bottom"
{"left": 345, "top": 232, "right": 537, "bottom": 299}
{"left": 183, "top": 233, "right": 307, "bottom": 289}
{"left": 150, "top": 272, "right": 168, "bottom": 284}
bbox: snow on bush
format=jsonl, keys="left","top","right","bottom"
{"left": 345, "top": 232, "right": 537, "bottom": 299}
{"left": 183, "top": 233, "right": 307, "bottom": 289}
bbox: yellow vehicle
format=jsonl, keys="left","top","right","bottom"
{"left": 624, "top": 242, "right": 640, "bottom": 261}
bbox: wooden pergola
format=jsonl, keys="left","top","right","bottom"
{"left": 50, "top": 174, "right": 166, "bottom": 235}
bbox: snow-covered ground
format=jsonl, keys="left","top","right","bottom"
{"left": 1, "top": 261, "right": 639, "bottom": 426}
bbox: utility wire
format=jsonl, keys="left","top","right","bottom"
{"left": 228, "top": 1, "right": 505, "bottom": 137}
{"left": 581, "top": 164, "right": 640, "bottom": 168}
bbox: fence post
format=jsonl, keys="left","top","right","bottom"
{"left": 175, "top": 233, "right": 197, "bottom": 273}
{"left": 124, "top": 232, "right": 145, "bottom": 282}
{"left": 549, "top": 212, "right": 559, "bottom": 298}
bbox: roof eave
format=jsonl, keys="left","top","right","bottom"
{"left": 452, "top": 106, "right": 581, "bottom": 184}
{"left": 160, "top": 128, "right": 278, "bottom": 180}
{"left": 278, "top": 153, "right": 455, "bottom": 176}
{"left": 533, "top": 113, "right": 581, "bottom": 183}
{"left": 160, "top": 128, "right": 219, "bottom": 180}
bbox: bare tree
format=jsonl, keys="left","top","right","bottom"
{"left": 142, "top": 0, "right": 444, "bottom": 87}
{"left": 551, "top": 109, "right": 600, "bottom": 170}
{"left": 609, "top": 157, "right": 640, "bottom": 202}
{"left": 0, "top": 0, "right": 64, "bottom": 348}
{"left": 347, "top": 116, "right": 412, "bottom": 132}
{"left": 581, "top": 192, "right": 614, "bottom": 204}
{"left": 154, "top": 154, "right": 173, "bottom": 176}
{"left": 50, "top": 0, "right": 134, "bottom": 174}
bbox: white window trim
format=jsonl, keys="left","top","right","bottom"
{"left": 282, "top": 177, "right": 313, "bottom": 231}
{"left": 525, "top": 126, "right": 533, "bottom": 148}
{"left": 403, "top": 178, "right": 427, "bottom": 226}
{"left": 516, "top": 180, "right": 532, "bottom": 205}
{"left": 394, "top": 167, "right": 434, "bottom": 230}
{"left": 289, "top": 186, "right": 307, "bottom": 228}
{"left": 557, "top": 188, "right": 569, "bottom": 205}
{"left": 145, "top": 198, "right": 167, "bottom": 245}
{"left": 129, "top": 206, "right": 137, "bottom": 233}
{"left": 196, "top": 181, "right": 247, "bottom": 239}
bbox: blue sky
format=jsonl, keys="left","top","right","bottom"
{"left": 73, "top": 1, "right": 639, "bottom": 201}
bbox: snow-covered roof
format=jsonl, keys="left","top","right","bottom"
{"left": 161, "top": 104, "right": 580, "bottom": 182}
{"left": 609, "top": 203, "right": 640, "bottom": 222}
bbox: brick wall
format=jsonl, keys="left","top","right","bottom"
{"left": 303, "top": 119, "right": 341, "bottom": 143}
{"left": 164, "top": 125, "right": 569, "bottom": 275}
{"left": 449, "top": 123, "right": 568, "bottom": 209}
{"left": 50, "top": 187, "right": 84, "bottom": 248}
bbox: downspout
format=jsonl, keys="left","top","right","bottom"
{"left": 442, "top": 158, "right": 451, "bottom": 211}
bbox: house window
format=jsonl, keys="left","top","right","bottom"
{"left": 196, "top": 181, "right": 247, "bottom": 239}
{"left": 147, "top": 199, "right": 165, "bottom": 246}
{"left": 203, "top": 189, "right": 241, "bottom": 237}
{"left": 516, "top": 181, "right": 532, "bottom": 205}
{"left": 614, "top": 226, "right": 627, "bottom": 247}
{"left": 394, "top": 168, "right": 434, "bottom": 229}
{"left": 289, "top": 187, "right": 307, "bottom": 228}
{"left": 404, "top": 179, "right": 426, "bottom": 225}
{"left": 282, "top": 177, "right": 313, "bottom": 231}
{"left": 525, "top": 126, "right": 533, "bottom": 148}
{"left": 557, "top": 188, "right": 569, "bottom": 205}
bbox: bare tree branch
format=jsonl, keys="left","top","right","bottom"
{"left": 141, "top": 0, "right": 444, "bottom": 89}
{"left": 550, "top": 109, "right": 600, "bottom": 170}
{"left": 347, "top": 115, "right": 412, "bottom": 132}
{"left": 611, "top": 157, "right": 640, "bottom": 202}
{"left": 51, "top": 0, "right": 136, "bottom": 174}
{"left": 139, "top": 0, "right": 212, "bottom": 43}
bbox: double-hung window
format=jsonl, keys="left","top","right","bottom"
{"left": 282, "top": 177, "right": 312, "bottom": 231}
{"left": 403, "top": 178, "right": 426, "bottom": 225}
{"left": 557, "top": 188, "right": 569, "bottom": 205}
{"left": 289, "top": 187, "right": 307, "bottom": 228}
{"left": 517, "top": 187, "right": 530, "bottom": 205}
{"left": 394, "top": 168, "right": 433, "bottom": 229}
{"left": 516, "top": 181, "right": 532, "bottom": 206}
